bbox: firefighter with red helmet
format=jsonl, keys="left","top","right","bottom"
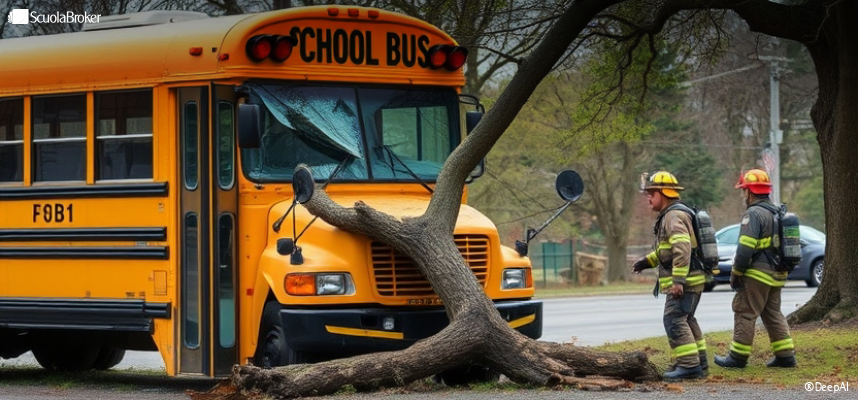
{"left": 633, "top": 171, "right": 708, "bottom": 381}
{"left": 715, "top": 169, "right": 796, "bottom": 369}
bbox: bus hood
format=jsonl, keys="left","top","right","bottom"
{"left": 267, "top": 194, "right": 496, "bottom": 234}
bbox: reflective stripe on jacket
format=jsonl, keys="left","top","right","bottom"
{"left": 732, "top": 199, "right": 788, "bottom": 287}
{"left": 645, "top": 201, "right": 705, "bottom": 292}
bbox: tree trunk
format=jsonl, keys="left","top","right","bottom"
{"left": 788, "top": 2, "right": 858, "bottom": 324}
{"left": 220, "top": 190, "right": 658, "bottom": 399}
{"left": 605, "top": 236, "right": 629, "bottom": 282}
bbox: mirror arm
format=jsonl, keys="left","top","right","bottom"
{"left": 515, "top": 201, "right": 573, "bottom": 256}
{"left": 272, "top": 201, "right": 297, "bottom": 233}
{"left": 527, "top": 201, "right": 573, "bottom": 242}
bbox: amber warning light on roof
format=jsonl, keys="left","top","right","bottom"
{"left": 244, "top": 28, "right": 467, "bottom": 70}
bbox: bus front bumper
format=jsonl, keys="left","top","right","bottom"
{"left": 280, "top": 300, "right": 542, "bottom": 354}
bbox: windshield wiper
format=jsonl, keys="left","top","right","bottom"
{"left": 378, "top": 145, "right": 433, "bottom": 194}
{"left": 272, "top": 154, "right": 354, "bottom": 233}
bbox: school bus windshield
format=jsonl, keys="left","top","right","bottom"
{"left": 241, "top": 84, "right": 460, "bottom": 182}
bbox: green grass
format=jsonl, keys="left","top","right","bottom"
{"left": 596, "top": 325, "right": 858, "bottom": 386}
{"left": 534, "top": 281, "right": 653, "bottom": 298}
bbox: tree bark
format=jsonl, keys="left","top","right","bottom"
{"left": 222, "top": 186, "right": 658, "bottom": 399}
{"left": 605, "top": 235, "right": 629, "bottom": 282}
{"left": 787, "top": 1, "right": 858, "bottom": 324}
{"left": 222, "top": 4, "right": 663, "bottom": 396}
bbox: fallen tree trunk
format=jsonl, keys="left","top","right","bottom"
{"left": 215, "top": 188, "right": 659, "bottom": 399}
{"left": 228, "top": 323, "right": 657, "bottom": 399}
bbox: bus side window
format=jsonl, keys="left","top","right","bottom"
{"left": 217, "top": 102, "right": 234, "bottom": 189}
{"left": 96, "top": 90, "right": 153, "bottom": 180}
{"left": 0, "top": 98, "right": 24, "bottom": 183}
{"left": 32, "top": 94, "right": 87, "bottom": 182}
{"left": 183, "top": 102, "right": 198, "bottom": 190}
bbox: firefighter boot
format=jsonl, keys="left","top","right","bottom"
{"left": 766, "top": 355, "right": 796, "bottom": 368}
{"left": 699, "top": 353, "right": 709, "bottom": 372}
{"left": 714, "top": 353, "right": 747, "bottom": 368}
{"left": 663, "top": 365, "right": 704, "bottom": 381}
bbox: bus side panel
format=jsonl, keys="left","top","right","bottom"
{"left": 1, "top": 197, "right": 171, "bottom": 299}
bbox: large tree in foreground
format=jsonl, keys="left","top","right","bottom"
{"left": 224, "top": 1, "right": 855, "bottom": 398}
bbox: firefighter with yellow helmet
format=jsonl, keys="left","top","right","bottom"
{"left": 632, "top": 171, "right": 708, "bottom": 380}
{"left": 714, "top": 169, "right": 796, "bottom": 369}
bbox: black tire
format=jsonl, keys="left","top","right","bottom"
{"left": 437, "top": 365, "right": 500, "bottom": 387}
{"left": 92, "top": 346, "right": 126, "bottom": 370}
{"left": 31, "top": 343, "right": 100, "bottom": 372}
{"left": 806, "top": 259, "right": 823, "bottom": 287}
{"left": 703, "top": 281, "right": 716, "bottom": 292}
{"left": 254, "top": 301, "right": 303, "bottom": 368}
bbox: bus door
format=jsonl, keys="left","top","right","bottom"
{"left": 211, "top": 85, "right": 239, "bottom": 376}
{"left": 177, "top": 86, "right": 239, "bottom": 376}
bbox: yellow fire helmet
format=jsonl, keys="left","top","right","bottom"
{"left": 640, "top": 171, "right": 684, "bottom": 198}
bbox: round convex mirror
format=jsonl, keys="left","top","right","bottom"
{"left": 293, "top": 166, "right": 315, "bottom": 204}
{"left": 555, "top": 170, "right": 584, "bottom": 202}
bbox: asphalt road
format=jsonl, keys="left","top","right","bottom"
{"left": 541, "top": 281, "right": 817, "bottom": 345}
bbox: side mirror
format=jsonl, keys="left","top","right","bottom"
{"left": 515, "top": 169, "right": 584, "bottom": 256}
{"left": 555, "top": 169, "right": 584, "bottom": 202}
{"left": 238, "top": 104, "right": 262, "bottom": 149}
{"left": 293, "top": 165, "right": 315, "bottom": 204}
{"left": 466, "top": 111, "right": 483, "bottom": 134}
{"left": 276, "top": 238, "right": 294, "bottom": 255}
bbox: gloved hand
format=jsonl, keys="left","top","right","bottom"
{"left": 669, "top": 283, "right": 684, "bottom": 297}
{"left": 730, "top": 273, "right": 744, "bottom": 291}
{"left": 632, "top": 257, "right": 650, "bottom": 273}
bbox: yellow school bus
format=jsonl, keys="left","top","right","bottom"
{"left": 0, "top": 7, "right": 540, "bottom": 377}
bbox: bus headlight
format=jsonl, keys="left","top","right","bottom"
{"left": 502, "top": 268, "right": 527, "bottom": 289}
{"left": 286, "top": 273, "right": 354, "bottom": 296}
{"left": 316, "top": 274, "right": 346, "bottom": 295}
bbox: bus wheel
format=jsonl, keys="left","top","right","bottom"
{"left": 31, "top": 343, "right": 100, "bottom": 372}
{"left": 92, "top": 346, "right": 126, "bottom": 370}
{"left": 254, "top": 301, "right": 302, "bottom": 368}
{"left": 436, "top": 365, "right": 500, "bottom": 387}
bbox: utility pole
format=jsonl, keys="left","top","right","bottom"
{"left": 756, "top": 56, "right": 790, "bottom": 204}
{"left": 683, "top": 57, "right": 790, "bottom": 203}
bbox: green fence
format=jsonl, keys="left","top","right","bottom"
{"left": 529, "top": 240, "right": 649, "bottom": 287}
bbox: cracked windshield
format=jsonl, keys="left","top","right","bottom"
{"left": 241, "top": 84, "right": 459, "bottom": 182}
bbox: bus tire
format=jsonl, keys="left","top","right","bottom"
{"left": 436, "top": 365, "right": 500, "bottom": 387}
{"left": 31, "top": 343, "right": 100, "bottom": 372}
{"left": 92, "top": 346, "right": 126, "bottom": 370}
{"left": 254, "top": 301, "right": 302, "bottom": 368}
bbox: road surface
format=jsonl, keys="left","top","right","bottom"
{"left": 541, "top": 282, "right": 816, "bottom": 345}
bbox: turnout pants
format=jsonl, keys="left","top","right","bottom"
{"left": 730, "top": 277, "right": 795, "bottom": 360}
{"left": 664, "top": 292, "right": 705, "bottom": 368}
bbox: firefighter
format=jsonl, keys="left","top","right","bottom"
{"left": 632, "top": 171, "right": 708, "bottom": 381}
{"left": 715, "top": 169, "right": 797, "bottom": 368}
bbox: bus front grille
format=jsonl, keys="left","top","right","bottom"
{"left": 371, "top": 235, "right": 490, "bottom": 297}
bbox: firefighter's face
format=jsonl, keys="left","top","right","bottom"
{"left": 646, "top": 190, "right": 666, "bottom": 212}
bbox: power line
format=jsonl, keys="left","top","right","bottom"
{"left": 495, "top": 204, "right": 565, "bottom": 226}
{"left": 484, "top": 169, "right": 550, "bottom": 209}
